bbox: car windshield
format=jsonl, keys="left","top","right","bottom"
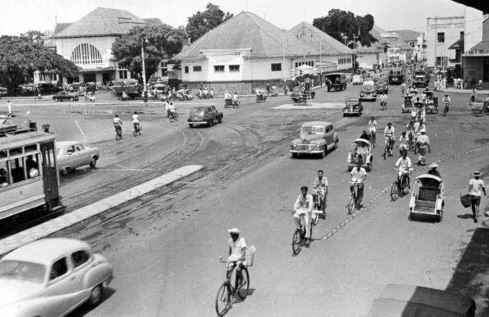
{"left": 301, "top": 126, "right": 325, "bottom": 134}
{"left": 363, "top": 85, "right": 375, "bottom": 91}
{"left": 346, "top": 99, "right": 358, "bottom": 105}
{"left": 0, "top": 260, "right": 46, "bottom": 283}
{"left": 191, "top": 108, "right": 205, "bottom": 116}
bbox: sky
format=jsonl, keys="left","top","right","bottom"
{"left": 0, "top": 0, "right": 468, "bottom": 36}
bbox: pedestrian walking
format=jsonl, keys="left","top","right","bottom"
{"left": 468, "top": 171, "right": 487, "bottom": 222}
{"left": 7, "top": 100, "right": 12, "bottom": 118}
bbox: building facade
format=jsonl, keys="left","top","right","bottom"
{"left": 426, "top": 16, "right": 465, "bottom": 69}
{"left": 463, "top": 11, "right": 489, "bottom": 88}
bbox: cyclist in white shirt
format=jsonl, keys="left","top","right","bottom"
{"left": 226, "top": 228, "right": 246, "bottom": 280}
{"left": 368, "top": 117, "right": 377, "bottom": 147}
{"left": 293, "top": 186, "right": 314, "bottom": 245}
{"left": 384, "top": 122, "right": 395, "bottom": 155}
{"left": 395, "top": 150, "right": 412, "bottom": 188}
{"left": 442, "top": 93, "right": 451, "bottom": 115}
{"left": 132, "top": 111, "right": 141, "bottom": 132}
{"left": 113, "top": 114, "right": 123, "bottom": 139}
{"left": 379, "top": 93, "right": 387, "bottom": 109}
{"left": 350, "top": 161, "right": 367, "bottom": 209}
{"left": 416, "top": 128, "right": 430, "bottom": 165}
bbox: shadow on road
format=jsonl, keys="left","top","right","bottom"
{"left": 457, "top": 213, "right": 475, "bottom": 220}
{"left": 446, "top": 227, "right": 489, "bottom": 316}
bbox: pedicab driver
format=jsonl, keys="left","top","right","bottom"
{"left": 395, "top": 150, "right": 412, "bottom": 187}
{"left": 226, "top": 228, "right": 246, "bottom": 280}
{"left": 350, "top": 161, "right": 367, "bottom": 208}
{"left": 293, "top": 186, "right": 314, "bottom": 245}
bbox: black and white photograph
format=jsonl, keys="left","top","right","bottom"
{"left": 0, "top": 0, "right": 488, "bottom": 316}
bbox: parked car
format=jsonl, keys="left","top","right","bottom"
{"left": 367, "top": 284, "right": 476, "bottom": 317}
{"left": 325, "top": 73, "right": 347, "bottom": 91}
{"left": 0, "top": 238, "right": 114, "bottom": 317}
{"left": 187, "top": 105, "right": 223, "bottom": 128}
{"left": 343, "top": 97, "right": 363, "bottom": 117}
{"left": 52, "top": 91, "right": 79, "bottom": 102}
{"left": 375, "top": 80, "right": 389, "bottom": 94}
{"left": 290, "top": 121, "right": 338, "bottom": 159}
{"left": 359, "top": 82, "right": 377, "bottom": 101}
{"left": 352, "top": 75, "right": 364, "bottom": 85}
{"left": 56, "top": 141, "right": 100, "bottom": 175}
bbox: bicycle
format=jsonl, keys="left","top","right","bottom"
{"left": 383, "top": 137, "right": 394, "bottom": 160}
{"left": 114, "top": 126, "right": 122, "bottom": 141}
{"left": 133, "top": 123, "right": 142, "bottom": 136}
{"left": 380, "top": 100, "right": 387, "bottom": 111}
{"left": 215, "top": 257, "right": 250, "bottom": 316}
{"left": 312, "top": 188, "right": 326, "bottom": 220}
{"left": 346, "top": 180, "right": 362, "bottom": 214}
{"left": 369, "top": 129, "right": 376, "bottom": 148}
{"left": 443, "top": 102, "right": 449, "bottom": 116}
{"left": 168, "top": 111, "right": 179, "bottom": 122}
{"left": 390, "top": 168, "right": 411, "bottom": 201}
{"left": 232, "top": 99, "right": 240, "bottom": 109}
{"left": 291, "top": 211, "right": 316, "bottom": 256}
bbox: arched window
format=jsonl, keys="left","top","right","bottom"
{"left": 71, "top": 43, "right": 102, "bottom": 65}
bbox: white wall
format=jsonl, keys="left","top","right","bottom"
{"left": 55, "top": 36, "right": 118, "bottom": 69}
{"left": 426, "top": 16, "right": 464, "bottom": 67}
{"left": 464, "top": 7, "right": 484, "bottom": 52}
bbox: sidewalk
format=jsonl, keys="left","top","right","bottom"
{"left": 0, "top": 164, "right": 203, "bottom": 256}
{"left": 443, "top": 88, "right": 489, "bottom": 94}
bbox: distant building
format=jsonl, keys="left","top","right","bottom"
{"left": 426, "top": 16, "right": 464, "bottom": 69}
{"left": 44, "top": 7, "right": 163, "bottom": 85}
{"left": 462, "top": 10, "right": 489, "bottom": 88}
{"left": 173, "top": 12, "right": 352, "bottom": 95}
{"left": 414, "top": 32, "right": 427, "bottom": 62}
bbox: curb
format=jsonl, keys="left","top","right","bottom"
{"left": 0, "top": 164, "right": 204, "bottom": 255}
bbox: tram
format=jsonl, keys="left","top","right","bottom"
{"left": 0, "top": 123, "right": 63, "bottom": 221}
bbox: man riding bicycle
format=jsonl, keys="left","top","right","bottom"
{"left": 168, "top": 102, "right": 177, "bottom": 120}
{"left": 350, "top": 161, "right": 367, "bottom": 209}
{"left": 399, "top": 131, "right": 409, "bottom": 154}
{"left": 380, "top": 93, "right": 387, "bottom": 110}
{"left": 416, "top": 128, "right": 430, "bottom": 166}
{"left": 384, "top": 122, "right": 396, "bottom": 156}
{"left": 312, "top": 170, "right": 328, "bottom": 215}
{"left": 395, "top": 150, "right": 412, "bottom": 188}
{"left": 368, "top": 117, "right": 377, "bottom": 147}
{"left": 442, "top": 93, "right": 451, "bottom": 115}
{"left": 113, "top": 114, "right": 123, "bottom": 140}
{"left": 132, "top": 111, "right": 141, "bottom": 133}
{"left": 226, "top": 228, "right": 246, "bottom": 281}
{"left": 293, "top": 186, "right": 314, "bottom": 246}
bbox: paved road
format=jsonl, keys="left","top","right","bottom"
{"left": 36, "top": 84, "right": 487, "bottom": 317}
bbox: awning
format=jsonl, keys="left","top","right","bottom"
{"left": 448, "top": 38, "right": 463, "bottom": 50}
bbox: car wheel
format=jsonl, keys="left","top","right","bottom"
{"left": 89, "top": 157, "right": 98, "bottom": 168}
{"left": 217, "top": 116, "right": 222, "bottom": 123}
{"left": 188, "top": 124, "right": 194, "bottom": 128}
{"left": 88, "top": 284, "right": 103, "bottom": 307}
{"left": 208, "top": 119, "right": 213, "bottom": 127}
{"left": 291, "top": 153, "right": 298, "bottom": 159}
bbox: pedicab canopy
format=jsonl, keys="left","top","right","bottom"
{"left": 415, "top": 174, "right": 442, "bottom": 187}
{"left": 255, "top": 88, "right": 266, "bottom": 95}
{"left": 366, "top": 284, "right": 476, "bottom": 317}
{"left": 353, "top": 138, "right": 371, "bottom": 147}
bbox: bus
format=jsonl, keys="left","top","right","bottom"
{"left": 0, "top": 124, "right": 63, "bottom": 221}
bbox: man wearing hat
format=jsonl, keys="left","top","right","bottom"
{"left": 442, "top": 93, "right": 451, "bottom": 116}
{"left": 226, "top": 227, "right": 247, "bottom": 279}
{"left": 293, "top": 186, "right": 314, "bottom": 246}
{"left": 427, "top": 163, "right": 441, "bottom": 178}
{"left": 468, "top": 171, "right": 487, "bottom": 222}
{"left": 416, "top": 128, "right": 430, "bottom": 166}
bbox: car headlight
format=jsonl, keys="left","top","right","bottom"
{"left": 360, "top": 93, "right": 364, "bottom": 96}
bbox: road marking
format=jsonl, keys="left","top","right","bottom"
{"left": 74, "top": 119, "right": 87, "bottom": 142}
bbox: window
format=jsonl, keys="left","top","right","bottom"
{"left": 26, "top": 154, "right": 39, "bottom": 179}
{"left": 184, "top": 66, "right": 189, "bottom": 74}
{"left": 229, "top": 65, "right": 240, "bottom": 72}
{"left": 119, "top": 70, "right": 127, "bottom": 79}
{"left": 161, "top": 68, "right": 168, "bottom": 77}
{"left": 49, "top": 258, "right": 68, "bottom": 281}
{"left": 214, "top": 65, "right": 225, "bottom": 72}
{"left": 193, "top": 66, "right": 202, "bottom": 72}
{"left": 9, "top": 158, "right": 25, "bottom": 183}
{"left": 271, "top": 63, "right": 282, "bottom": 71}
{"left": 0, "top": 160, "right": 9, "bottom": 187}
{"left": 71, "top": 250, "right": 91, "bottom": 268}
{"left": 460, "top": 31, "right": 464, "bottom": 39}
{"left": 71, "top": 43, "right": 102, "bottom": 65}
{"left": 437, "top": 32, "right": 445, "bottom": 43}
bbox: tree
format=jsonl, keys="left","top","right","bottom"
{"left": 0, "top": 35, "right": 78, "bottom": 93}
{"left": 21, "top": 30, "right": 45, "bottom": 45}
{"left": 186, "top": 3, "right": 233, "bottom": 42}
{"left": 313, "top": 9, "right": 377, "bottom": 48}
{"left": 112, "top": 24, "right": 186, "bottom": 83}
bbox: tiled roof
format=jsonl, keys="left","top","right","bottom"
{"left": 389, "top": 29, "right": 420, "bottom": 42}
{"left": 449, "top": 38, "right": 463, "bottom": 50}
{"left": 469, "top": 40, "right": 489, "bottom": 52}
{"left": 174, "top": 11, "right": 314, "bottom": 61}
{"left": 54, "top": 7, "right": 146, "bottom": 38}
{"left": 289, "top": 22, "right": 352, "bottom": 56}
{"left": 54, "top": 23, "right": 72, "bottom": 34}
{"left": 144, "top": 18, "right": 163, "bottom": 25}
{"left": 370, "top": 25, "right": 386, "bottom": 42}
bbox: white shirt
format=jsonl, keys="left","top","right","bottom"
{"left": 469, "top": 179, "right": 486, "bottom": 196}
{"left": 233, "top": 94, "right": 238, "bottom": 101}
{"left": 113, "top": 117, "right": 122, "bottom": 126}
{"left": 132, "top": 114, "right": 141, "bottom": 123}
{"left": 351, "top": 167, "right": 367, "bottom": 183}
{"left": 384, "top": 126, "right": 395, "bottom": 137}
{"left": 168, "top": 104, "right": 176, "bottom": 112}
{"left": 417, "top": 134, "right": 429, "bottom": 144}
{"left": 228, "top": 236, "right": 246, "bottom": 261}
{"left": 395, "top": 156, "right": 412, "bottom": 170}
{"left": 294, "top": 194, "right": 313, "bottom": 212}
{"left": 368, "top": 120, "right": 377, "bottom": 132}
{"left": 7, "top": 102, "right": 12, "bottom": 113}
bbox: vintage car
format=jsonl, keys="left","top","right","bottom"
{"left": 352, "top": 75, "right": 363, "bottom": 85}
{"left": 290, "top": 86, "right": 315, "bottom": 104}
{"left": 359, "top": 82, "right": 377, "bottom": 101}
{"left": 409, "top": 174, "right": 445, "bottom": 221}
{"left": 367, "top": 284, "right": 476, "bottom": 317}
{"left": 347, "top": 138, "right": 373, "bottom": 171}
{"left": 413, "top": 71, "right": 430, "bottom": 88}
{"left": 290, "top": 121, "right": 338, "bottom": 159}
{"left": 387, "top": 67, "right": 404, "bottom": 85}
{"left": 0, "top": 238, "right": 113, "bottom": 317}
{"left": 375, "top": 79, "right": 389, "bottom": 95}
{"left": 343, "top": 97, "right": 363, "bottom": 117}
{"left": 52, "top": 91, "right": 79, "bottom": 102}
{"left": 325, "top": 73, "right": 347, "bottom": 91}
{"left": 56, "top": 141, "right": 100, "bottom": 175}
{"left": 401, "top": 95, "right": 413, "bottom": 113}
{"left": 187, "top": 105, "right": 223, "bottom": 128}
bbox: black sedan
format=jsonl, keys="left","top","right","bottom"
{"left": 52, "top": 91, "right": 79, "bottom": 101}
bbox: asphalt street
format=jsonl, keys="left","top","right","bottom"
{"left": 6, "top": 84, "right": 489, "bottom": 316}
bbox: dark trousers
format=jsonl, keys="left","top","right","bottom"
{"left": 471, "top": 195, "right": 481, "bottom": 216}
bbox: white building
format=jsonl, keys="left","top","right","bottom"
{"left": 426, "top": 16, "right": 464, "bottom": 69}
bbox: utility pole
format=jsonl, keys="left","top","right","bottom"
{"left": 141, "top": 38, "right": 147, "bottom": 93}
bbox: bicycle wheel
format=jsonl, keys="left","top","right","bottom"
{"left": 390, "top": 182, "right": 399, "bottom": 201}
{"left": 236, "top": 268, "right": 250, "bottom": 300}
{"left": 292, "top": 228, "right": 302, "bottom": 256}
{"left": 215, "top": 283, "right": 231, "bottom": 316}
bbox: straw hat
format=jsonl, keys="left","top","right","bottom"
{"left": 227, "top": 227, "right": 241, "bottom": 234}
{"left": 429, "top": 163, "right": 438, "bottom": 169}
{"left": 473, "top": 171, "right": 481, "bottom": 178}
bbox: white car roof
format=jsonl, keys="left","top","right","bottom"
{"left": 2, "top": 238, "right": 91, "bottom": 266}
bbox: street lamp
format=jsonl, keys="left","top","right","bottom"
{"left": 341, "top": 33, "right": 348, "bottom": 71}
{"left": 141, "top": 37, "right": 148, "bottom": 93}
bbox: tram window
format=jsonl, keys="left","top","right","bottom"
{"left": 48, "top": 149, "right": 55, "bottom": 167}
{"left": 26, "top": 155, "right": 39, "bottom": 179}
{"left": 9, "top": 158, "right": 26, "bottom": 183}
{"left": 0, "top": 161, "right": 9, "bottom": 187}
{"left": 0, "top": 151, "right": 6, "bottom": 159}
{"left": 25, "top": 144, "right": 37, "bottom": 153}
{"left": 9, "top": 147, "right": 22, "bottom": 156}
